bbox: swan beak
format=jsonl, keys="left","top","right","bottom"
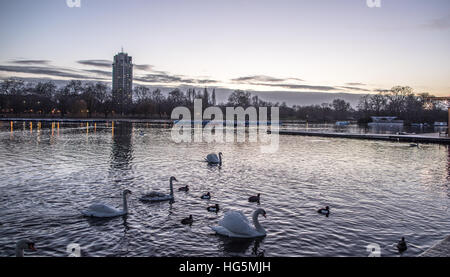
{"left": 29, "top": 244, "right": 37, "bottom": 251}
{"left": 263, "top": 214, "right": 267, "bottom": 218}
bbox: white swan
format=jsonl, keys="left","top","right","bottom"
{"left": 140, "top": 177, "right": 177, "bottom": 202}
{"left": 81, "top": 189, "right": 132, "bottom": 218}
{"left": 16, "top": 239, "right": 36, "bottom": 257}
{"left": 211, "top": 208, "right": 267, "bottom": 238}
{"left": 206, "top": 152, "right": 223, "bottom": 164}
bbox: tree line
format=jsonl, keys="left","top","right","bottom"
{"left": 0, "top": 79, "right": 446, "bottom": 123}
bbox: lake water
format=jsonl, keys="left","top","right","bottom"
{"left": 0, "top": 121, "right": 449, "bottom": 257}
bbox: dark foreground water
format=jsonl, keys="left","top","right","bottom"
{"left": 0, "top": 121, "right": 449, "bottom": 257}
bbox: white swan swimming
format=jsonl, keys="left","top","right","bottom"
{"left": 81, "top": 189, "right": 132, "bottom": 218}
{"left": 206, "top": 152, "right": 223, "bottom": 164}
{"left": 211, "top": 208, "right": 267, "bottom": 238}
{"left": 140, "top": 177, "right": 177, "bottom": 202}
{"left": 16, "top": 239, "right": 36, "bottom": 257}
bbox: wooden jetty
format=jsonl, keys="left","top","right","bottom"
{"left": 272, "top": 130, "right": 450, "bottom": 144}
{"left": 420, "top": 235, "right": 450, "bottom": 257}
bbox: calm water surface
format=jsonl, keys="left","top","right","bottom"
{"left": 0, "top": 121, "right": 449, "bottom": 257}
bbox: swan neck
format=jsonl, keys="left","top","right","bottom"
{"left": 15, "top": 247, "right": 24, "bottom": 257}
{"left": 122, "top": 193, "right": 128, "bottom": 213}
{"left": 170, "top": 180, "right": 174, "bottom": 196}
{"left": 219, "top": 154, "right": 222, "bottom": 164}
{"left": 252, "top": 211, "right": 264, "bottom": 233}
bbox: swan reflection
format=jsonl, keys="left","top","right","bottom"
{"left": 217, "top": 236, "right": 265, "bottom": 257}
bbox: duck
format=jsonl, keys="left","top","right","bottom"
{"left": 179, "top": 185, "right": 189, "bottom": 192}
{"left": 318, "top": 206, "right": 330, "bottom": 216}
{"left": 181, "top": 215, "right": 194, "bottom": 225}
{"left": 207, "top": 204, "right": 220, "bottom": 213}
{"left": 140, "top": 176, "right": 177, "bottom": 202}
{"left": 211, "top": 208, "right": 267, "bottom": 238}
{"left": 81, "top": 189, "right": 132, "bottom": 218}
{"left": 16, "top": 239, "right": 36, "bottom": 257}
{"left": 206, "top": 152, "right": 223, "bottom": 165}
{"left": 397, "top": 237, "right": 407, "bottom": 253}
{"left": 248, "top": 193, "right": 260, "bottom": 203}
{"left": 201, "top": 192, "right": 211, "bottom": 200}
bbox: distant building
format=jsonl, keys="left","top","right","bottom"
{"left": 112, "top": 50, "right": 133, "bottom": 113}
{"left": 335, "top": 121, "right": 350, "bottom": 126}
{"left": 369, "top": 116, "right": 404, "bottom": 126}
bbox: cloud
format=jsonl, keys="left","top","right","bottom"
{"left": 229, "top": 75, "right": 351, "bottom": 91}
{"left": 134, "top": 64, "right": 153, "bottom": 71}
{"left": 135, "top": 73, "right": 217, "bottom": 85}
{"left": 78, "top": 60, "right": 154, "bottom": 72}
{"left": 83, "top": 69, "right": 112, "bottom": 77}
{"left": 374, "top": 88, "right": 391, "bottom": 93}
{"left": 0, "top": 61, "right": 216, "bottom": 86}
{"left": 232, "top": 75, "right": 373, "bottom": 92}
{"left": 77, "top": 60, "right": 112, "bottom": 68}
{"left": 232, "top": 75, "right": 304, "bottom": 83}
{"left": 256, "top": 83, "right": 338, "bottom": 91}
{"left": 339, "top": 86, "right": 371, "bottom": 92}
{"left": 232, "top": 78, "right": 337, "bottom": 91}
{"left": 345, "top": 82, "right": 366, "bottom": 86}
{"left": 9, "top": 59, "right": 51, "bottom": 65}
{"left": 420, "top": 15, "right": 450, "bottom": 30}
{"left": 0, "top": 65, "right": 104, "bottom": 80}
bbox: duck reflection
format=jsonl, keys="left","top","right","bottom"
{"left": 110, "top": 122, "right": 134, "bottom": 171}
{"left": 217, "top": 236, "right": 265, "bottom": 257}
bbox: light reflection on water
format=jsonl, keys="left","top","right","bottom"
{"left": 0, "top": 121, "right": 449, "bottom": 257}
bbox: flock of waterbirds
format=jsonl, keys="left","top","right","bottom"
{"left": 14, "top": 151, "right": 409, "bottom": 256}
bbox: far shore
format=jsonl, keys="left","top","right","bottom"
{"left": 0, "top": 117, "right": 306, "bottom": 124}
{"left": 0, "top": 117, "right": 173, "bottom": 123}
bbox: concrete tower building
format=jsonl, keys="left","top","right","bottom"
{"left": 112, "top": 50, "right": 133, "bottom": 113}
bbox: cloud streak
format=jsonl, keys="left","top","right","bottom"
{"left": 0, "top": 60, "right": 370, "bottom": 93}
{"left": 135, "top": 73, "right": 217, "bottom": 85}
{"left": 134, "top": 64, "right": 153, "bottom": 71}
{"left": 420, "top": 15, "right": 450, "bottom": 30}
{"left": 9, "top": 59, "right": 51, "bottom": 65}
{"left": 0, "top": 65, "right": 104, "bottom": 81}
{"left": 339, "top": 86, "right": 370, "bottom": 92}
{"left": 254, "top": 83, "right": 339, "bottom": 91}
{"left": 78, "top": 59, "right": 154, "bottom": 72}
{"left": 77, "top": 60, "right": 112, "bottom": 68}
{"left": 0, "top": 61, "right": 218, "bottom": 86}
{"left": 83, "top": 69, "right": 112, "bottom": 77}
{"left": 232, "top": 75, "right": 304, "bottom": 83}
{"left": 374, "top": 88, "right": 391, "bottom": 93}
{"left": 232, "top": 75, "right": 372, "bottom": 92}
{"left": 345, "top": 82, "right": 366, "bottom": 86}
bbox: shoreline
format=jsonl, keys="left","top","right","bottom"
{"left": 0, "top": 117, "right": 173, "bottom": 124}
